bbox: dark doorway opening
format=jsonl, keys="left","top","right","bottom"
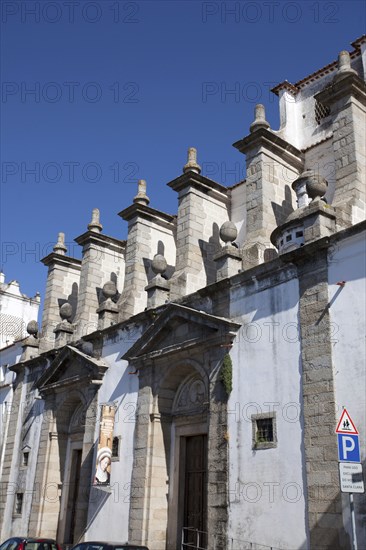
{"left": 64, "top": 449, "right": 82, "bottom": 544}
{"left": 181, "top": 434, "right": 207, "bottom": 549}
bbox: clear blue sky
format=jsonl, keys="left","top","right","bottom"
{"left": 1, "top": 0, "right": 365, "bottom": 305}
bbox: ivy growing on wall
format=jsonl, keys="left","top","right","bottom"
{"left": 220, "top": 354, "right": 233, "bottom": 395}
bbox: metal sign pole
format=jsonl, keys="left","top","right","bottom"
{"left": 350, "top": 493, "right": 358, "bottom": 550}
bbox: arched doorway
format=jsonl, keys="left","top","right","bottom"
{"left": 168, "top": 372, "right": 208, "bottom": 550}
{"left": 124, "top": 303, "right": 239, "bottom": 550}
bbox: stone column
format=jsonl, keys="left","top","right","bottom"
{"left": 315, "top": 51, "right": 366, "bottom": 225}
{"left": 233, "top": 105, "right": 304, "bottom": 268}
{"left": 117, "top": 182, "right": 175, "bottom": 320}
{"left": 40, "top": 233, "right": 81, "bottom": 352}
{"left": 295, "top": 247, "right": 347, "bottom": 549}
{"left": 117, "top": 182, "right": 153, "bottom": 320}
{"left": 168, "top": 148, "right": 229, "bottom": 299}
{"left": 74, "top": 210, "right": 125, "bottom": 338}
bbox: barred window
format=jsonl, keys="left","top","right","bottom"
{"left": 256, "top": 418, "right": 273, "bottom": 443}
{"left": 252, "top": 412, "right": 277, "bottom": 450}
{"left": 15, "top": 493, "right": 23, "bottom": 515}
{"left": 315, "top": 101, "right": 331, "bottom": 124}
{"left": 111, "top": 436, "right": 120, "bottom": 460}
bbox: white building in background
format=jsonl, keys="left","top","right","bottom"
{"left": 0, "top": 37, "right": 365, "bottom": 550}
{"left": 0, "top": 273, "right": 40, "bottom": 493}
{"left": 0, "top": 272, "right": 40, "bottom": 349}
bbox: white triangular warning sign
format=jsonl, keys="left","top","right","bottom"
{"left": 336, "top": 408, "right": 359, "bottom": 434}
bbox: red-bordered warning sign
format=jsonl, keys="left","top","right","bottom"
{"left": 336, "top": 408, "right": 359, "bottom": 434}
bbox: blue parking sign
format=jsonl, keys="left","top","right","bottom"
{"left": 338, "top": 434, "right": 360, "bottom": 462}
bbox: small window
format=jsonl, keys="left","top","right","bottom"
{"left": 315, "top": 100, "right": 331, "bottom": 124}
{"left": 286, "top": 234, "right": 292, "bottom": 242}
{"left": 295, "top": 231, "right": 303, "bottom": 238}
{"left": 22, "top": 452, "right": 29, "bottom": 466}
{"left": 15, "top": 493, "right": 23, "bottom": 515}
{"left": 111, "top": 436, "right": 120, "bottom": 461}
{"left": 252, "top": 412, "right": 277, "bottom": 450}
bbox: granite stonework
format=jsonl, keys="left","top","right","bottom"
{"left": 1, "top": 38, "right": 365, "bottom": 550}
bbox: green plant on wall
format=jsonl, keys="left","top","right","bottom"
{"left": 220, "top": 354, "right": 233, "bottom": 395}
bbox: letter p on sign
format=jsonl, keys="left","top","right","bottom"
{"left": 338, "top": 434, "right": 360, "bottom": 462}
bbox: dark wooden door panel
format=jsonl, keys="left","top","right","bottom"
{"left": 183, "top": 435, "right": 207, "bottom": 546}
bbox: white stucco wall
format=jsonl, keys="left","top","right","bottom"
{"left": 0, "top": 280, "right": 40, "bottom": 348}
{"left": 228, "top": 276, "right": 307, "bottom": 549}
{"left": 85, "top": 325, "right": 142, "bottom": 541}
{"left": 276, "top": 54, "right": 362, "bottom": 151}
{"left": 328, "top": 231, "right": 366, "bottom": 549}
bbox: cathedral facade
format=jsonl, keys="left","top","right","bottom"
{"left": 0, "top": 37, "right": 365, "bottom": 550}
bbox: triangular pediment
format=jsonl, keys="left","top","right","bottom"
{"left": 123, "top": 303, "right": 240, "bottom": 362}
{"left": 37, "top": 345, "right": 108, "bottom": 394}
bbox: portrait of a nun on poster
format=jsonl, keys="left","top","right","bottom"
{"left": 93, "top": 404, "right": 116, "bottom": 487}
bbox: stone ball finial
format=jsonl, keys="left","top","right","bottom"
{"left": 151, "top": 254, "right": 168, "bottom": 275}
{"left": 27, "top": 320, "right": 39, "bottom": 337}
{"left": 220, "top": 221, "right": 238, "bottom": 243}
{"left": 292, "top": 170, "right": 328, "bottom": 203}
{"left": 88, "top": 208, "right": 103, "bottom": 233}
{"left": 183, "top": 147, "right": 201, "bottom": 174}
{"left": 133, "top": 179, "right": 150, "bottom": 205}
{"left": 102, "top": 281, "right": 117, "bottom": 299}
{"left": 60, "top": 302, "right": 73, "bottom": 322}
{"left": 53, "top": 232, "right": 67, "bottom": 255}
{"left": 250, "top": 104, "right": 270, "bottom": 133}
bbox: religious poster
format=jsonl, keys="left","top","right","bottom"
{"left": 93, "top": 404, "right": 116, "bottom": 487}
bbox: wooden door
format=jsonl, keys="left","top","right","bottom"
{"left": 182, "top": 434, "right": 207, "bottom": 548}
{"left": 64, "top": 449, "right": 82, "bottom": 543}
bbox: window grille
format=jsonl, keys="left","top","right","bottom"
{"left": 112, "top": 436, "right": 120, "bottom": 459}
{"left": 251, "top": 412, "right": 277, "bottom": 450}
{"left": 15, "top": 493, "right": 23, "bottom": 515}
{"left": 256, "top": 418, "right": 274, "bottom": 443}
{"left": 315, "top": 101, "right": 330, "bottom": 124}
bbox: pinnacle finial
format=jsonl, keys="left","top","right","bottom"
{"left": 250, "top": 104, "right": 270, "bottom": 133}
{"left": 88, "top": 208, "right": 103, "bottom": 233}
{"left": 183, "top": 147, "right": 201, "bottom": 174}
{"left": 133, "top": 180, "right": 150, "bottom": 205}
{"left": 334, "top": 51, "right": 357, "bottom": 81}
{"left": 53, "top": 232, "right": 67, "bottom": 255}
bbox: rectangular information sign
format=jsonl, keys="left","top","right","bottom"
{"left": 339, "top": 462, "right": 365, "bottom": 494}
